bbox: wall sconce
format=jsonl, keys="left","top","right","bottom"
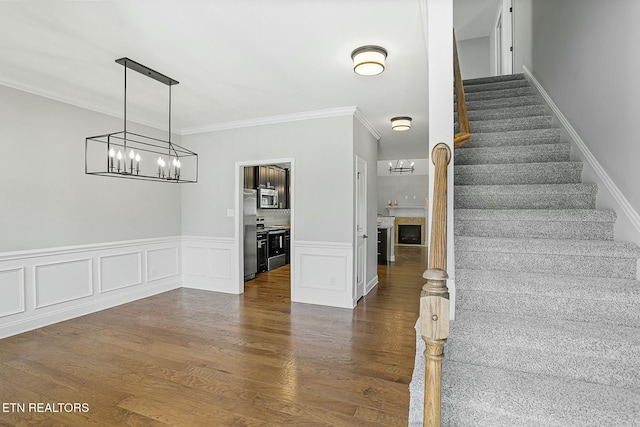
{"left": 351, "top": 45, "right": 387, "bottom": 76}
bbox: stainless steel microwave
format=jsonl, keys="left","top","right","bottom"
{"left": 259, "top": 188, "right": 278, "bottom": 208}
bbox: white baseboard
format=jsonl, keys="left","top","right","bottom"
{"left": 0, "top": 237, "right": 182, "bottom": 339}
{"left": 523, "top": 66, "right": 640, "bottom": 245}
{"left": 365, "top": 275, "right": 378, "bottom": 295}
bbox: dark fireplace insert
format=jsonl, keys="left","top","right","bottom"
{"left": 398, "top": 224, "right": 421, "bottom": 245}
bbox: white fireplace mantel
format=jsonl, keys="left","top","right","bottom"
{"left": 386, "top": 206, "right": 428, "bottom": 218}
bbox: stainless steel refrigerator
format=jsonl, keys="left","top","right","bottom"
{"left": 243, "top": 189, "right": 257, "bottom": 281}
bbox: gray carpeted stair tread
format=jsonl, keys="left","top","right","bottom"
{"left": 454, "top": 183, "right": 597, "bottom": 209}
{"left": 455, "top": 236, "right": 640, "bottom": 279}
{"left": 455, "top": 209, "right": 616, "bottom": 222}
{"left": 456, "top": 104, "right": 547, "bottom": 122}
{"left": 462, "top": 73, "right": 525, "bottom": 86}
{"left": 456, "top": 115, "right": 553, "bottom": 133}
{"left": 447, "top": 311, "right": 640, "bottom": 390}
{"left": 442, "top": 361, "right": 640, "bottom": 427}
{"left": 454, "top": 143, "right": 571, "bottom": 165}
{"left": 455, "top": 161, "right": 581, "bottom": 186}
{"left": 454, "top": 208, "right": 615, "bottom": 239}
{"left": 462, "top": 78, "right": 531, "bottom": 94}
{"left": 462, "top": 128, "right": 562, "bottom": 148}
{"left": 455, "top": 279, "right": 640, "bottom": 328}
{"left": 455, "top": 236, "right": 640, "bottom": 258}
{"left": 464, "top": 86, "right": 537, "bottom": 102}
{"left": 458, "top": 95, "right": 542, "bottom": 111}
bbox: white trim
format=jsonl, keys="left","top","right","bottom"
{"left": 365, "top": 275, "right": 378, "bottom": 295}
{"left": 354, "top": 108, "right": 381, "bottom": 141}
{"left": 0, "top": 237, "right": 182, "bottom": 339}
{"left": 294, "top": 241, "right": 351, "bottom": 250}
{"left": 0, "top": 236, "right": 182, "bottom": 262}
{"left": 183, "top": 107, "right": 359, "bottom": 135}
{"left": 523, "top": 66, "right": 640, "bottom": 239}
{"left": 0, "top": 78, "right": 170, "bottom": 134}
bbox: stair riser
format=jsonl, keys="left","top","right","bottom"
{"left": 455, "top": 221, "right": 614, "bottom": 240}
{"left": 455, "top": 170, "right": 581, "bottom": 185}
{"left": 454, "top": 194, "right": 596, "bottom": 210}
{"left": 456, "top": 290, "right": 640, "bottom": 327}
{"left": 464, "top": 129, "right": 561, "bottom": 148}
{"left": 455, "top": 251, "right": 638, "bottom": 279}
{"left": 456, "top": 105, "right": 546, "bottom": 122}
{"left": 463, "top": 79, "right": 531, "bottom": 93}
{"left": 456, "top": 117, "right": 553, "bottom": 133}
{"left": 462, "top": 74, "right": 526, "bottom": 86}
{"left": 446, "top": 339, "right": 640, "bottom": 391}
{"left": 464, "top": 87, "right": 537, "bottom": 102}
{"left": 458, "top": 95, "right": 541, "bottom": 111}
{"left": 455, "top": 149, "right": 571, "bottom": 166}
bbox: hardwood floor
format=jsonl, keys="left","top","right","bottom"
{"left": 0, "top": 246, "right": 427, "bottom": 426}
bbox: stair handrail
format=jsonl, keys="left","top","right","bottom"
{"left": 454, "top": 31, "right": 471, "bottom": 148}
{"left": 420, "top": 143, "right": 452, "bottom": 427}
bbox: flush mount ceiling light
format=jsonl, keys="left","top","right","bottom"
{"left": 85, "top": 57, "right": 198, "bottom": 183}
{"left": 351, "top": 45, "right": 387, "bottom": 76}
{"left": 389, "top": 159, "right": 415, "bottom": 174}
{"left": 391, "top": 116, "right": 412, "bottom": 131}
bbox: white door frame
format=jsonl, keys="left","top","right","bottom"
{"left": 355, "top": 155, "right": 367, "bottom": 301}
{"left": 235, "top": 158, "right": 294, "bottom": 294}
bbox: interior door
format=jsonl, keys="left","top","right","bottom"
{"left": 355, "top": 156, "right": 367, "bottom": 301}
{"left": 495, "top": 0, "right": 513, "bottom": 75}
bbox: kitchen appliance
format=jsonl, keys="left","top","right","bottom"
{"left": 259, "top": 188, "right": 278, "bottom": 209}
{"left": 267, "top": 228, "right": 286, "bottom": 270}
{"left": 243, "top": 189, "right": 257, "bottom": 281}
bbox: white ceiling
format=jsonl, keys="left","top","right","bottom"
{"left": 0, "top": 0, "right": 494, "bottom": 159}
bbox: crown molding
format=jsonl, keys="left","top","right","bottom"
{"left": 353, "top": 107, "right": 381, "bottom": 141}
{"left": 181, "top": 106, "right": 366, "bottom": 135}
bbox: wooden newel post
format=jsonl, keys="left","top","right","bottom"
{"left": 421, "top": 143, "right": 452, "bottom": 427}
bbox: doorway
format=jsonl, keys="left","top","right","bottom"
{"left": 236, "top": 158, "right": 294, "bottom": 295}
{"left": 494, "top": 0, "right": 513, "bottom": 75}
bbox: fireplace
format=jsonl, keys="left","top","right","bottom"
{"left": 394, "top": 217, "right": 426, "bottom": 246}
{"left": 398, "top": 225, "right": 422, "bottom": 245}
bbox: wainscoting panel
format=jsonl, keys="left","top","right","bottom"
{"left": 35, "top": 258, "right": 93, "bottom": 308}
{"left": 99, "top": 252, "right": 142, "bottom": 293}
{"left": 182, "top": 237, "right": 238, "bottom": 294}
{"left": 0, "top": 268, "right": 25, "bottom": 317}
{"left": 293, "top": 241, "right": 354, "bottom": 308}
{"left": 147, "top": 247, "right": 179, "bottom": 282}
{"left": 0, "top": 237, "right": 182, "bottom": 339}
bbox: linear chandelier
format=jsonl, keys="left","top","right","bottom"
{"left": 389, "top": 159, "right": 415, "bottom": 174}
{"left": 85, "top": 57, "right": 198, "bottom": 183}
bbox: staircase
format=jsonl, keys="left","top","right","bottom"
{"left": 444, "top": 74, "right": 640, "bottom": 426}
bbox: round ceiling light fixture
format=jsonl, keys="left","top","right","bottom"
{"left": 391, "top": 116, "right": 412, "bottom": 131}
{"left": 351, "top": 45, "right": 387, "bottom": 76}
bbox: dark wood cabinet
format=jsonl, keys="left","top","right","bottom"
{"left": 378, "top": 228, "right": 388, "bottom": 264}
{"left": 243, "top": 166, "right": 256, "bottom": 189}
{"left": 257, "top": 165, "right": 289, "bottom": 209}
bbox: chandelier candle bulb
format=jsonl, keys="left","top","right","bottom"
{"left": 108, "top": 148, "right": 115, "bottom": 171}
{"left": 135, "top": 153, "right": 140, "bottom": 175}
{"left": 129, "top": 150, "right": 135, "bottom": 174}
{"left": 116, "top": 151, "right": 122, "bottom": 173}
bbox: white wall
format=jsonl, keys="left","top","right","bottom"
{"left": 0, "top": 84, "right": 184, "bottom": 338}
{"left": 512, "top": 0, "right": 532, "bottom": 73}
{"left": 180, "top": 114, "right": 361, "bottom": 308}
{"left": 0, "top": 85, "right": 182, "bottom": 252}
{"left": 457, "top": 36, "right": 490, "bottom": 79}
{"left": 529, "top": 0, "right": 640, "bottom": 243}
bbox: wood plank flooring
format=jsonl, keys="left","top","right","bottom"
{"left": 0, "top": 246, "right": 427, "bottom": 426}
